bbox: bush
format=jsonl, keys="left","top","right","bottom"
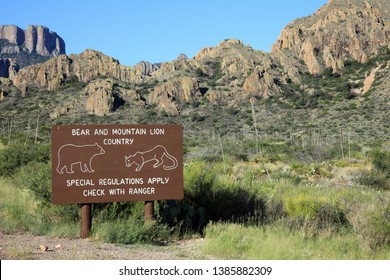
{"left": 14, "top": 161, "right": 52, "bottom": 204}
{"left": 365, "top": 204, "right": 390, "bottom": 249}
{"left": 0, "top": 143, "right": 50, "bottom": 176}
{"left": 348, "top": 203, "right": 390, "bottom": 250}
{"left": 195, "top": 67, "right": 205, "bottom": 77}
{"left": 372, "top": 150, "right": 390, "bottom": 175}
{"left": 357, "top": 171, "right": 389, "bottom": 190}
{"left": 183, "top": 161, "right": 266, "bottom": 224}
{"left": 315, "top": 204, "right": 349, "bottom": 229}
{"left": 14, "top": 161, "right": 155, "bottom": 226}
{"left": 356, "top": 150, "right": 390, "bottom": 190}
{"left": 97, "top": 218, "right": 171, "bottom": 245}
{"left": 283, "top": 192, "right": 348, "bottom": 230}
{"left": 14, "top": 161, "right": 79, "bottom": 223}
{"left": 158, "top": 199, "right": 208, "bottom": 233}
{"left": 293, "top": 144, "right": 337, "bottom": 163}
{"left": 93, "top": 201, "right": 141, "bottom": 221}
{"left": 284, "top": 193, "right": 325, "bottom": 219}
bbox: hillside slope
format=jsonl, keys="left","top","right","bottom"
{"left": 0, "top": 0, "right": 388, "bottom": 141}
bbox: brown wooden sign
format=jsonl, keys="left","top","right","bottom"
{"left": 51, "top": 124, "right": 183, "bottom": 204}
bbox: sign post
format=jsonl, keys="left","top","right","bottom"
{"left": 144, "top": 201, "right": 154, "bottom": 221}
{"left": 80, "top": 204, "right": 92, "bottom": 238}
{"left": 51, "top": 124, "right": 183, "bottom": 238}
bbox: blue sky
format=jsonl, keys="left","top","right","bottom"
{"left": 2, "top": 0, "right": 328, "bottom": 66}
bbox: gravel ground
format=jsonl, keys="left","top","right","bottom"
{"left": 0, "top": 231, "right": 207, "bottom": 260}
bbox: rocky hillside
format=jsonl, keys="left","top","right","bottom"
{"left": 272, "top": 0, "right": 390, "bottom": 75}
{"left": 3, "top": 38, "right": 303, "bottom": 115}
{"left": 0, "top": 0, "right": 389, "bottom": 126}
{"left": 11, "top": 49, "right": 144, "bottom": 91}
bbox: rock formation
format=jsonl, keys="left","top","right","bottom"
{"left": 85, "top": 78, "right": 142, "bottom": 116}
{"left": 0, "top": 58, "right": 19, "bottom": 79}
{"left": 0, "top": 25, "right": 65, "bottom": 57}
{"left": 0, "top": 58, "right": 11, "bottom": 77}
{"left": 242, "top": 67, "right": 281, "bottom": 97}
{"left": 85, "top": 79, "right": 116, "bottom": 116}
{"left": 11, "top": 49, "right": 145, "bottom": 90}
{"left": 0, "top": 76, "right": 12, "bottom": 102}
{"left": 0, "top": 89, "right": 5, "bottom": 101}
{"left": 0, "top": 26, "right": 24, "bottom": 46}
{"left": 149, "top": 76, "right": 200, "bottom": 115}
{"left": 135, "top": 61, "right": 160, "bottom": 76}
{"left": 271, "top": 0, "right": 390, "bottom": 74}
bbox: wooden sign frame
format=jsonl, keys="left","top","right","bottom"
{"left": 51, "top": 124, "right": 183, "bottom": 205}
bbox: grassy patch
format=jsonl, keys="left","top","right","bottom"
{"left": 203, "top": 222, "right": 389, "bottom": 259}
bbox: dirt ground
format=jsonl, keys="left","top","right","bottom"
{"left": 0, "top": 231, "right": 207, "bottom": 260}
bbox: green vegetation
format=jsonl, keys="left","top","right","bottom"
{"left": 0, "top": 44, "right": 389, "bottom": 260}
{"left": 357, "top": 150, "right": 390, "bottom": 190}
{"left": 203, "top": 222, "right": 389, "bottom": 259}
{"left": 0, "top": 129, "right": 389, "bottom": 259}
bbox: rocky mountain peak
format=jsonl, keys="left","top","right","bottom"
{"left": 194, "top": 38, "right": 245, "bottom": 60}
{"left": 0, "top": 25, "right": 65, "bottom": 57}
{"left": 177, "top": 53, "right": 188, "bottom": 60}
{"left": 10, "top": 48, "right": 146, "bottom": 91}
{"left": 271, "top": 0, "right": 390, "bottom": 74}
{"left": 135, "top": 61, "right": 161, "bottom": 76}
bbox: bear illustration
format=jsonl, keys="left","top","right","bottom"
{"left": 56, "top": 143, "right": 105, "bottom": 174}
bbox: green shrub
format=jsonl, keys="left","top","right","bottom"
{"left": 284, "top": 193, "right": 325, "bottom": 219}
{"left": 97, "top": 218, "right": 170, "bottom": 245}
{"left": 183, "top": 161, "right": 266, "bottom": 224}
{"left": 190, "top": 112, "right": 205, "bottom": 122}
{"left": 14, "top": 161, "right": 79, "bottom": 223}
{"left": 93, "top": 201, "right": 142, "bottom": 221}
{"left": 356, "top": 150, "right": 390, "bottom": 190}
{"left": 357, "top": 171, "right": 389, "bottom": 190}
{"left": 195, "top": 67, "right": 205, "bottom": 77}
{"left": 315, "top": 204, "right": 349, "bottom": 229}
{"left": 293, "top": 143, "right": 338, "bottom": 162}
{"left": 283, "top": 192, "right": 348, "bottom": 230}
{"left": 203, "top": 221, "right": 388, "bottom": 259}
{"left": 349, "top": 203, "right": 390, "bottom": 250}
{"left": 372, "top": 150, "right": 390, "bottom": 175}
{"left": 158, "top": 199, "right": 208, "bottom": 232}
{"left": 365, "top": 204, "right": 390, "bottom": 249}
{"left": 0, "top": 143, "right": 50, "bottom": 176}
{"left": 14, "top": 161, "right": 52, "bottom": 204}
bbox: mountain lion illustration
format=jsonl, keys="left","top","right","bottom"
{"left": 57, "top": 143, "right": 105, "bottom": 174}
{"left": 125, "top": 145, "right": 178, "bottom": 172}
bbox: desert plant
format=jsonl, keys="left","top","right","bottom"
{"left": 183, "top": 161, "right": 266, "bottom": 224}
{"left": 357, "top": 149, "right": 390, "bottom": 190}
{"left": 95, "top": 218, "right": 171, "bottom": 245}
{"left": 203, "top": 221, "right": 389, "bottom": 259}
{"left": 372, "top": 150, "right": 390, "bottom": 174}
{"left": 0, "top": 141, "right": 50, "bottom": 176}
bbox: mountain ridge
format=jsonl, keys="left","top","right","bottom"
{"left": 272, "top": 0, "right": 390, "bottom": 74}
{"left": 0, "top": 0, "right": 389, "bottom": 122}
{"left": 0, "top": 25, "right": 65, "bottom": 57}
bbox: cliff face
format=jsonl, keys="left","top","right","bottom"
{"left": 0, "top": 25, "right": 65, "bottom": 57}
{"left": 148, "top": 76, "right": 200, "bottom": 115}
{"left": 271, "top": 0, "right": 390, "bottom": 74}
{"left": 0, "top": 58, "right": 19, "bottom": 79}
{"left": 10, "top": 49, "right": 145, "bottom": 91}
